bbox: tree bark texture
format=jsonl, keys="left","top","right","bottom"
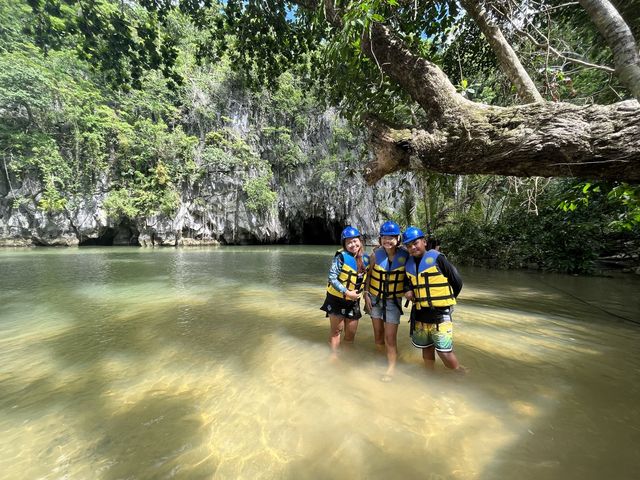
{"left": 578, "top": 0, "right": 640, "bottom": 100}
{"left": 459, "top": 0, "right": 544, "bottom": 104}
{"left": 363, "top": 100, "right": 640, "bottom": 183}
{"left": 358, "top": 18, "right": 640, "bottom": 184}
{"left": 305, "top": 0, "right": 640, "bottom": 183}
{"left": 361, "top": 24, "right": 466, "bottom": 121}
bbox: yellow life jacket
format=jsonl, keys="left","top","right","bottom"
{"left": 326, "top": 249, "right": 370, "bottom": 299}
{"left": 368, "top": 247, "right": 409, "bottom": 299}
{"left": 405, "top": 250, "right": 456, "bottom": 309}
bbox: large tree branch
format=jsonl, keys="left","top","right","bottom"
{"left": 297, "top": 1, "right": 640, "bottom": 184}
{"left": 359, "top": 18, "right": 640, "bottom": 184}
{"left": 364, "top": 100, "right": 640, "bottom": 183}
{"left": 459, "top": 0, "right": 544, "bottom": 103}
{"left": 578, "top": 0, "right": 640, "bottom": 100}
{"left": 362, "top": 23, "right": 468, "bottom": 121}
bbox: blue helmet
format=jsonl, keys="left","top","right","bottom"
{"left": 379, "top": 220, "right": 401, "bottom": 236}
{"left": 341, "top": 226, "right": 361, "bottom": 241}
{"left": 402, "top": 226, "right": 425, "bottom": 244}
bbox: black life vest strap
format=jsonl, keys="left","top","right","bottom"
{"left": 371, "top": 271, "right": 404, "bottom": 298}
{"left": 415, "top": 263, "right": 454, "bottom": 305}
{"left": 414, "top": 293, "right": 455, "bottom": 303}
{"left": 343, "top": 269, "right": 358, "bottom": 288}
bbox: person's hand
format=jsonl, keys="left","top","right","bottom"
{"left": 345, "top": 290, "right": 359, "bottom": 301}
{"left": 404, "top": 290, "right": 415, "bottom": 302}
{"left": 363, "top": 294, "right": 372, "bottom": 313}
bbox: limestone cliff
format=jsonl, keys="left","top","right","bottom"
{"left": 0, "top": 104, "right": 413, "bottom": 247}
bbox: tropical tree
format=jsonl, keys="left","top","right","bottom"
{"left": 26, "top": 0, "right": 640, "bottom": 184}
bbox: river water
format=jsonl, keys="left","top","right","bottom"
{"left": 1, "top": 246, "right": 639, "bottom": 480}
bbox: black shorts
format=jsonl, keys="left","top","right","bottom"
{"left": 410, "top": 305, "right": 453, "bottom": 324}
{"left": 320, "top": 293, "right": 362, "bottom": 320}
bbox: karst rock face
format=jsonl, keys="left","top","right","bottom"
{"left": 0, "top": 165, "right": 411, "bottom": 247}
{"left": 0, "top": 105, "right": 413, "bottom": 248}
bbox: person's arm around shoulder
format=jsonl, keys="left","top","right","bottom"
{"left": 363, "top": 249, "right": 377, "bottom": 312}
{"left": 403, "top": 255, "right": 415, "bottom": 303}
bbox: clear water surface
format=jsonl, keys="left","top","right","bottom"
{"left": 1, "top": 246, "right": 639, "bottom": 480}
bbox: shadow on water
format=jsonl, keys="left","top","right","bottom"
{"left": 459, "top": 267, "right": 640, "bottom": 325}
{"left": 450, "top": 280, "right": 640, "bottom": 480}
{"left": 463, "top": 342, "right": 640, "bottom": 480}
{"left": 0, "top": 299, "right": 219, "bottom": 478}
{"left": 2, "top": 247, "right": 640, "bottom": 479}
{"left": 0, "top": 247, "right": 335, "bottom": 478}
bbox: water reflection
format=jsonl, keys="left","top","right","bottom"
{"left": 0, "top": 246, "right": 639, "bottom": 479}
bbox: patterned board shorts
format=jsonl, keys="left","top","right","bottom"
{"left": 411, "top": 320, "right": 454, "bottom": 352}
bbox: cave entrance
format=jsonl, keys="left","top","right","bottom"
{"left": 79, "top": 223, "right": 140, "bottom": 246}
{"left": 79, "top": 227, "right": 117, "bottom": 246}
{"left": 291, "top": 217, "right": 343, "bottom": 244}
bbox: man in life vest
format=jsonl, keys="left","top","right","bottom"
{"left": 320, "top": 226, "right": 370, "bottom": 357}
{"left": 402, "top": 226, "right": 465, "bottom": 372}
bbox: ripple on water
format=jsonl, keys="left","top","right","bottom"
{"left": 1, "top": 249, "right": 640, "bottom": 479}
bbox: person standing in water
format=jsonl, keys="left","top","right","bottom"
{"left": 402, "top": 226, "right": 465, "bottom": 372}
{"left": 320, "top": 226, "right": 370, "bottom": 358}
{"left": 364, "top": 221, "right": 409, "bottom": 381}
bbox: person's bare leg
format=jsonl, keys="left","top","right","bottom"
{"left": 437, "top": 350, "right": 466, "bottom": 372}
{"left": 422, "top": 346, "right": 436, "bottom": 370}
{"left": 343, "top": 318, "right": 359, "bottom": 349}
{"left": 371, "top": 317, "right": 385, "bottom": 352}
{"left": 329, "top": 314, "right": 344, "bottom": 359}
{"left": 383, "top": 323, "right": 399, "bottom": 378}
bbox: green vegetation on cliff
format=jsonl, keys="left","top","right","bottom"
{"left": 0, "top": 1, "right": 360, "bottom": 223}
{"left": 1, "top": 0, "right": 638, "bottom": 272}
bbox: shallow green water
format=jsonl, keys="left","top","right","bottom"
{"left": 1, "top": 246, "right": 639, "bottom": 480}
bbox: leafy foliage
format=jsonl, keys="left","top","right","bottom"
{"left": 2, "top": 0, "right": 638, "bottom": 270}
{"left": 431, "top": 177, "right": 638, "bottom": 274}
{"left": 559, "top": 182, "right": 640, "bottom": 233}
{"left": 244, "top": 172, "right": 277, "bottom": 213}
{"left": 26, "top": 0, "right": 188, "bottom": 89}
{"left": 439, "top": 204, "right": 601, "bottom": 274}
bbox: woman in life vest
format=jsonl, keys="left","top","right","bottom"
{"left": 364, "top": 221, "right": 409, "bottom": 381}
{"left": 402, "top": 226, "right": 465, "bottom": 372}
{"left": 320, "top": 226, "right": 370, "bottom": 358}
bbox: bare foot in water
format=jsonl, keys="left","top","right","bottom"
{"left": 453, "top": 365, "right": 469, "bottom": 375}
{"left": 380, "top": 367, "right": 395, "bottom": 382}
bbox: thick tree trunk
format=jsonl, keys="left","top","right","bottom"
{"left": 314, "top": 1, "right": 640, "bottom": 183}
{"left": 361, "top": 24, "right": 467, "bottom": 121}
{"left": 459, "top": 0, "right": 544, "bottom": 104}
{"left": 364, "top": 100, "right": 640, "bottom": 183}
{"left": 578, "top": 0, "right": 640, "bottom": 100}
{"left": 360, "top": 21, "right": 640, "bottom": 184}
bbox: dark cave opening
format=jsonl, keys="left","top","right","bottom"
{"left": 79, "top": 224, "right": 140, "bottom": 246}
{"left": 289, "top": 217, "right": 343, "bottom": 244}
